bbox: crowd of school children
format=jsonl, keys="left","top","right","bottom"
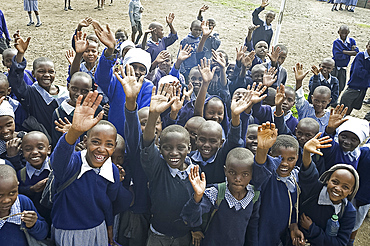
{"left": 0, "top": 0, "right": 370, "bottom": 245}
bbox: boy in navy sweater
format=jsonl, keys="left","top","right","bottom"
{"left": 251, "top": 0, "right": 275, "bottom": 48}
{"left": 181, "top": 148, "right": 260, "bottom": 246}
{"left": 0, "top": 164, "right": 48, "bottom": 245}
{"left": 340, "top": 40, "right": 370, "bottom": 115}
{"left": 332, "top": 25, "right": 359, "bottom": 94}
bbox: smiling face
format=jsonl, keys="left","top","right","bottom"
{"left": 254, "top": 41, "right": 268, "bottom": 59}
{"left": 196, "top": 124, "right": 224, "bottom": 160}
{"left": 272, "top": 147, "right": 298, "bottom": 177}
{"left": 282, "top": 89, "right": 295, "bottom": 112}
{"left": 160, "top": 132, "right": 190, "bottom": 170}
{"left": 185, "top": 120, "right": 203, "bottom": 152}
{"left": 158, "top": 56, "right": 172, "bottom": 74}
{"left": 32, "top": 61, "right": 55, "bottom": 91}
{"left": 67, "top": 75, "right": 92, "bottom": 107}
{"left": 188, "top": 68, "right": 202, "bottom": 95}
{"left": 265, "top": 12, "right": 275, "bottom": 25}
{"left": 0, "top": 177, "right": 18, "bottom": 217}
{"left": 22, "top": 132, "right": 51, "bottom": 169}
{"left": 326, "top": 169, "right": 355, "bottom": 204}
{"left": 277, "top": 51, "right": 287, "bottom": 66}
{"left": 0, "top": 116, "right": 15, "bottom": 142}
{"left": 82, "top": 42, "right": 99, "bottom": 65}
{"left": 154, "top": 25, "right": 164, "bottom": 39}
{"left": 251, "top": 66, "right": 265, "bottom": 84}
{"left": 311, "top": 92, "right": 331, "bottom": 115}
{"left": 0, "top": 81, "right": 11, "bottom": 98}
{"left": 130, "top": 62, "right": 147, "bottom": 81}
{"left": 204, "top": 99, "right": 224, "bottom": 124}
{"left": 190, "top": 22, "right": 202, "bottom": 38}
{"left": 245, "top": 126, "right": 258, "bottom": 155}
{"left": 138, "top": 108, "right": 162, "bottom": 143}
{"left": 295, "top": 123, "right": 318, "bottom": 148}
{"left": 319, "top": 60, "right": 334, "bottom": 78}
{"left": 338, "top": 131, "right": 360, "bottom": 152}
{"left": 225, "top": 156, "right": 253, "bottom": 195}
{"left": 85, "top": 125, "right": 117, "bottom": 168}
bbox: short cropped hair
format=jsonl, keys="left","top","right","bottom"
{"left": 23, "top": 131, "right": 50, "bottom": 145}
{"left": 0, "top": 164, "right": 17, "bottom": 181}
{"left": 0, "top": 73, "right": 8, "bottom": 86}
{"left": 226, "top": 147, "right": 254, "bottom": 167}
{"left": 116, "top": 134, "right": 125, "bottom": 150}
{"left": 321, "top": 57, "right": 335, "bottom": 66}
{"left": 198, "top": 121, "right": 223, "bottom": 138}
{"left": 297, "top": 118, "right": 320, "bottom": 134}
{"left": 251, "top": 64, "right": 266, "bottom": 73}
{"left": 86, "top": 34, "right": 100, "bottom": 46}
{"left": 33, "top": 57, "right": 54, "bottom": 71}
{"left": 313, "top": 86, "right": 331, "bottom": 97}
{"left": 2, "top": 48, "right": 17, "bottom": 58}
{"left": 149, "top": 22, "right": 162, "bottom": 30}
{"left": 271, "top": 135, "right": 299, "bottom": 155}
{"left": 338, "top": 25, "right": 349, "bottom": 32}
{"left": 285, "top": 86, "right": 296, "bottom": 96}
{"left": 190, "top": 20, "right": 201, "bottom": 28}
{"left": 87, "top": 120, "right": 117, "bottom": 137}
{"left": 70, "top": 72, "right": 93, "bottom": 87}
{"left": 186, "top": 116, "right": 206, "bottom": 127}
{"left": 160, "top": 124, "right": 190, "bottom": 145}
{"left": 275, "top": 44, "right": 288, "bottom": 54}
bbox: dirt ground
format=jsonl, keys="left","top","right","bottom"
{"left": 1, "top": 0, "right": 370, "bottom": 244}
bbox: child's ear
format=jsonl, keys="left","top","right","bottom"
{"left": 47, "top": 145, "right": 52, "bottom": 155}
{"left": 220, "top": 138, "right": 225, "bottom": 147}
{"left": 83, "top": 135, "right": 88, "bottom": 145}
{"left": 67, "top": 83, "right": 70, "bottom": 90}
{"left": 32, "top": 70, "right": 35, "bottom": 77}
{"left": 7, "top": 87, "right": 11, "bottom": 96}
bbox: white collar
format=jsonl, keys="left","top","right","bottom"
{"left": 224, "top": 184, "right": 254, "bottom": 210}
{"left": 26, "top": 157, "right": 51, "bottom": 179}
{"left": 78, "top": 149, "right": 115, "bottom": 183}
{"left": 340, "top": 37, "right": 350, "bottom": 45}
{"left": 364, "top": 50, "right": 369, "bottom": 60}
{"left": 167, "top": 158, "right": 194, "bottom": 180}
{"left": 318, "top": 186, "right": 347, "bottom": 215}
{"left": 0, "top": 196, "right": 21, "bottom": 229}
{"left": 319, "top": 72, "right": 332, "bottom": 84}
{"left": 61, "top": 99, "right": 75, "bottom": 115}
{"left": 263, "top": 21, "right": 272, "bottom": 30}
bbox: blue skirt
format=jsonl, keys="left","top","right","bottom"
{"left": 24, "top": 0, "right": 38, "bottom": 11}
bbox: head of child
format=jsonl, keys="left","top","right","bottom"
{"left": 115, "top": 28, "right": 128, "bottom": 43}
{"left": 245, "top": 124, "right": 258, "bottom": 155}
{"left": 84, "top": 120, "right": 117, "bottom": 168}
{"left": 32, "top": 57, "right": 55, "bottom": 91}
{"left": 207, "top": 18, "right": 216, "bottom": 30}
{"left": 185, "top": 116, "right": 206, "bottom": 152}
{"left": 111, "top": 134, "right": 125, "bottom": 167}
{"left": 263, "top": 87, "right": 276, "bottom": 107}
{"left": 2, "top": 48, "right": 17, "bottom": 70}
{"left": 224, "top": 148, "right": 254, "bottom": 194}
{"left": 295, "top": 118, "right": 319, "bottom": 148}
{"left": 188, "top": 66, "right": 202, "bottom": 96}
{"left": 265, "top": 11, "right": 275, "bottom": 26}
{"left": 82, "top": 40, "right": 99, "bottom": 66}
{"left": 311, "top": 86, "right": 331, "bottom": 115}
{"left": 226, "top": 63, "right": 236, "bottom": 81}
{"left": 338, "top": 25, "right": 350, "bottom": 42}
{"left": 254, "top": 41, "right": 268, "bottom": 60}
{"left": 336, "top": 117, "right": 369, "bottom": 152}
{"left": 204, "top": 97, "right": 224, "bottom": 124}
{"left": 149, "top": 22, "right": 164, "bottom": 40}
{"left": 22, "top": 131, "right": 51, "bottom": 169}
{"left": 120, "top": 40, "right": 135, "bottom": 59}
{"left": 319, "top": 58, "right": 335, "bottom": 79}
{"left": 251, "top": 64, "right": 265, "bottom": 83}
{"left": 138, "top": 107, "right": 162, "bottom": 144}
{"left": 320, "top": 164, "right": 359, "bottom": 204}
{"left": 196, "top": 121, "right": 224, "bottom": 161}
{"left": 0, "top": 99, "right": 15, "bottom": 142}
{"left": 270, "top": 135, "right": 299, "bottom": 177}
{"left": 282, "top": 86, "right": 295, "bottom": 113}
{"left": 0, "top": 165, "right": 18, "bottom": 217}
{"left": 190, "top": 20, "right": 202, "bottom": 38}
{"left": 0, "top": 74, "right": 11, "bottom": 99}
{"left": 122, "top": 48, "right": 151, "bottom": 81}
{"left": 67, "top": 72, "right": 93, "bottom": 107}
{"left": 158, "top": 53, "right": 172, "bottom": 74}
{"left": 275, "top": 44, "right": 288, "bottom": 66}
{"left": 159, "top": 125, "right": 191, "bottom": 170}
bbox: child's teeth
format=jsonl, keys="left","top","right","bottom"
{"left": 170, "top": 158, "right": 179, "bottom": 162}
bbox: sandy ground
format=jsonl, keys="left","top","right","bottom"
{"left": 1, "top": 0, "right": 370, "bottom": 244}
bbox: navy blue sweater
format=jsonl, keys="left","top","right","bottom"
{"left": 332, "top": 38, "right": 359, "bottom": 68}
{"left": 355, "top": 146, "right": 370, "bottom": 205}
{"left": 251, "top": 7, "right": 273, "bottom": 48}
{"left": 308, "top": 74, "right": 339, "bottom": 107}
{"left": 51, "top": 134, "right": 132, "bottom": 230}
{"left": 347, "top": 51, "right": 370, "bottom": 90}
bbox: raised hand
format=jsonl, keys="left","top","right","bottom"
{"left": 189, "top": 165, "right": 206, "bottom": 203}
{"left": 248, "top": 82, "right": 267, "bottom": 104}
{"left": 200, "top": 4, "right": 209, "bottom": 12}
{"left": 21, "top": 211, "right": 38, "bottom": 228}
{"left": 6, "top": 138, "right": 22, "bottom": 157}
{"left": 236, "top": 46, "right": 248, "bottom": 62}
{"left": 115, "top": 64, "right": 144, "bottom": 105}
{"left": 92, "top": 20, "right": 115, "bottom": 49}
{"left": 201, "top": 20, "right": 212, "bottom": 37}
{"left": 198, "top": 58, "right": 216, "bottom": 84}
{"left": 212, "top": 49, "right": 226, "bottom": 68}
{"left": 191, "top": 231, "right": 205, "bottom": 246}
{"left": 231, "top": 90, "right": 253, "bottom": 117}
{"left": 177, "top": 44, "right": 193, "bottom": 62}
{"left": 166, "top": 13, "right": 175, "bottom": 25}
{"left": 241, "top": 51, "right": 255, "bottom": 68}
{"left": 248, "top": 24, "right": 260, "bottom": 33}
{"left": 183, "top": 83, "right": 193, "bottom": 101}
{"left": 78, "top": 17, "right": 93, "bottom": 29}
{"left": 267, "top": 46, "right": 281, "bottom": 64}
{"left": 262, "top": 67, "right": 277, "bottom": 87}
{"left": 13, "top": 31, "right": 31, "bottom": 54}
{"left": 311, "top": 65, "right": 321, "bottom": 76}
{"left": 170, "top": 82, "right": 185, "bottom": 117}
{"left": 326, "top": 104, "right": 348, "bottom": 134}
{"left": 155, "top": 50, "right": 171, "bottom": 64}
{"left": 149, "top": 83, "right": 176, "bottom": 115}
{"left": 261, "top": 0, "right": 269, "bottom": 8}
{"left": 293, "top": 63, "right": 309, "bottom": 90}
{"left": 74, "top": 31, "right": 89, "bottom": 54}
{"left": 55, "top": 117, "right": 72, "bottom": 133}
{"left": 257, "top": 122, "right": 278, "bottom": 150}
{"left": 275, "top": 84, "right": 286, "bottom": 107}
{"left": 65, "top": 49, "right": 75, "bottom": 65}
{"left": 303, "top": 133, "right": 332, "bottom": 156}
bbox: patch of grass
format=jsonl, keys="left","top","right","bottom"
{"left": 355, "top": 23, "right": 370, "bottom": 28}
{"left": 205, "top": 0, "right": 278, "bottom": 12}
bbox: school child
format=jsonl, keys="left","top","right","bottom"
{"left": 345, "top": 0, "right": 358, "bottom": 12}
{"left": 294, "top": 63, "right": 331, "bottom": 133}
{"left": 339, "top": 40, "right": 370, "bottom": 115}
{"left": 262, "top": 87, "right": 276, "bottom": 107}
{"left": 92, "top": 20, "right": 153, "bottom": 137}
{"left": 8, "top": 32, "right": 68, "bottom": 137}
{"left": 321, "top": 106, "right": 369, "bottom": 171}
{"left": 0, "top": 165, "right": 48, "bottom": 244}
{"left": 141, "top": 13, "right": 178, "bottom": 62}
{"left": 51, "top": 72, "right": 103, "bottom": 147}
{"left": 251, "top": 0, "right": 275, "bottom": 48}
{"left": 24, "top": 0, "right": 42, "bottom": 27}
{"left": 290, "top": 134, "right": 358, "bottom": 246}
{"left": 308, "top": 58, "right": 339, "bottom": 107}
{"left": 245, "top": 124, "right": 258, "bottom": 155}
{"left": 264, "top": 44, "right": 288, "bottom": 89}
{"left": 64, "top": 0, "right": 72, "bottom": 11}
{"left": 184, "top": 116, "right": 206, "bottom": 152}
{"left": 181, "top": 148, "right": 260, "bottom": 246}
{"left": 0, "top": 10, "right": 10, "bottom": 55}
{"left": 331, "top": 25, "right": 358, "bottom": 94}
{"left": 179, "top": 20, "right": 203, "bottom": 79}
{"left": 253, "top": 122, "right": 302, "bottom": 245}
{"left": 128, "top": 0, "right": 144, "bottom": 44}
{"left": 50, "top": 91, "right": 132, "bottom": 245}
{"left": 251, "top": 41, "right": 269, "bottom": 69}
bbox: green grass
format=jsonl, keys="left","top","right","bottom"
{"left": 205, "top": 0, "right": 279, "bottom": 12}
{"left": 291, "top": 93, "right": 308, "bottom": 119}
{"left": 355, "top": 23, "right": 370, "bottom": 28}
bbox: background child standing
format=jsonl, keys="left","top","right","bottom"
{"left": 129, "top": 0, "right": 144, "bottom": 44}
{"left": 24, "top": 0, "right": 42, "bottom": 27}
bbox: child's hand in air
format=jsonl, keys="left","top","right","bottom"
{"left": 189, "top": 165, "right": 206, "bottom": 203}
{"left": 257, "top": 122, "right": 278, "bottom": 150}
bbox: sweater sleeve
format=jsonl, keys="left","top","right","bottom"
{"left": 245, "top": 194, "right": 260, "bottom": 246}
{"left": 351, "top": 53, "right": 369, "bottom": 80}
{"left": 137, "top": 80, "right": 153, "bottom": 109}
{"left": 274, "top": 113, "right": 293, "bottom": 136}
{"left": 180, "top": 195, "right": 214, "bottom": 228}
{"left": 331, "top": 77, "right": 339, "bottom": 106}
{"left": 124, "top": 106, "right": 141, "bottom": 156}
{"left": 94, "top": 50, "right": 117, "bottom": 98}
{"left": 8, "top": 57, "right": 31, "bottom": 105}
{"left": 252, "top": 7, "right": 264, "bottom": 26}
{"left": 308, "top": 75, "right": 320, "bottom": 96}
{"left": 163, "top": 32, "right": 178, "bottom": 48}
{"left": 298, "top": 161, "right": 320, "bottom": 201}
{"left": 252, "top": 155, "right": 278, "bottom": 190}
{"left": 140, "top": 138, "right": 165, "bottom": 181}
{"left": 332, "top": 40, "right": 348, "bottom": 62}
{"left": 252, "top": 101, "right": 273, "bottom": 123}
{"left": 295, "top": 88, "right": 310, "bottom": 120}
{"left": 217, "top": 123, "right": 244, "bottom": 161}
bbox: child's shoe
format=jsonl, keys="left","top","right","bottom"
{"left": 64, "top": 7, "right": 68, "bottom": 11}
{"left": 27, "top": 21, "right": 34, "bottom": 26}
{"left": 68, "top": 6, "right": 73, "bottom": 10}
{"left": 35, "top": 22, "right": 42, "bottom": 27}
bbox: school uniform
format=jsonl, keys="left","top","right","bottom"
{"left": 251, "top": 7, "right": 273, "bottom": 48}
{"left": 181, "top": 184, "right": 260, "bottom": 246}
{"left": 8, "top": 57, "right": 68, "bottom": 136}
{"left": 295, "top": 87, "right": 330, "bottom": 133}
{"left": 263, "top": 61, "right": 287, "bottom": 89}
{"left": 190, "top": 123, "right": 244, "bottom": 184}
{"left": 179, "top": 34, "right": 201, "bottom": 77}
{"left": 308, "top": 73, "right": 339, "bottom": 107}
{"left": 146, "top": 32, "right": 178, "bottom": 63}
{"left": 0, "top": 194, "right": 48, "bottom": 245}
{"left": 0, "top": 10, "right": 10, "bottom": 54}
{"left": 203, "top": 33, "right": 221, "bottom": 60}
{"left": 0, "top": 131, "right": 26, "bottom": 171}
{"left": 299, "top": 163, "right": 356, "bottom": 246}
{"left": 94, "top": 50, "right": 153, "bottom": 138}
{"left": 252, "top": 155, "right": 300, "bottom": 246}
{"left": 51, "top": 134, "right": 132, "bottom": 245}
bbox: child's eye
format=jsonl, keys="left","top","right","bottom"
{"left": 38, "top": 146, "right": 45, "bottom": 150}
{"left": 243, "top": 173, "right": 249, "bottom": 177}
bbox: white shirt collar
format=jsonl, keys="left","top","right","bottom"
{"left": 0, "top": 196, "right": 21, "bottom": 229}
{"left": 341, "top": 37, "right": 350, "bottom": 45}
{"left": 318, "top": 186, "right": 347, "bottom": 215}
{"left": 319, "top": 72, "right": 332, "bottom": 84}
{"left": 26, "top": 157, "right": 51, "bottom": 179}
{"left": 263, "top": 21, "right": 272, "bottom": 30}
{"left": 78, "top": 149, "right": 115, "bottom": 183}
{"left": 167, "top": 157, "right": 194, "bottom": 180}
{"left": 61, "top": 99, "right": 75, "bottom": 115}
{"left": 364, "top": 50, "right": 369, "bottom": 60}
